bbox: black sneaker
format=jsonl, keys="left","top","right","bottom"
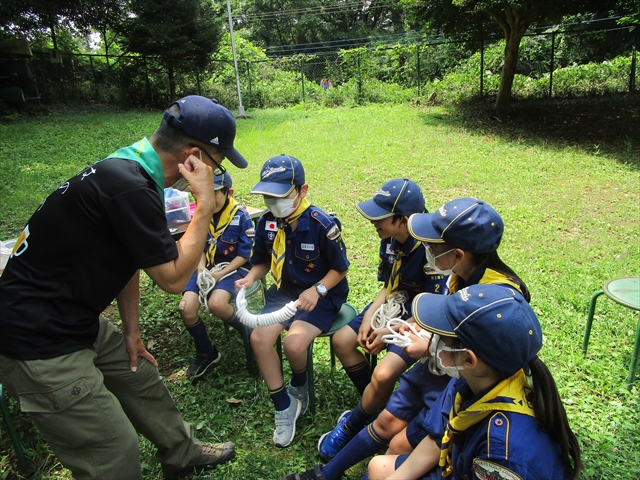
{"left": 162, "top": 442, "right": 235, "bottom": 479}
{"left": 186, "top": 351, "right": 221, "bottom": 381}
{"left": 281, "top": 464, "right": 326, "bottom": 480}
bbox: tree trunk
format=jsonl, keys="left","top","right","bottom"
{"left": 168, "top": 66, "right": 176, "bottom": 101}
{"left": 488, "top": 4, "right": 537, "bottom": 111}
{"left": 496, "top": 28, "right": 525, "bottom": 110}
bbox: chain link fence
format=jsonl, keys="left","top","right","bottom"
{"left": 4, "top": 23, "right": 638, "bottom": 110}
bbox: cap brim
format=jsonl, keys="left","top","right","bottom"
{"left": 355, "top": 200, "right": 394, "bottom": 221}
{"left": 407, "top": 213, "right": 443, "bottom": 243}
{"left": 250, "top": 181, "right": 295, "bottom": 197}
{"left": 222, "top": 147, "right": 248, "bottom": 169}
{"left": 412, "top": 293, "right": 457, "bottom": 337}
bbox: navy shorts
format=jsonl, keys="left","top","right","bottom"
{"left": 347, "top": 302, "right": 414, "bottom": 364}
{"left": 386, "top": 361, "right": 450, "bottom": 424}
{"left": 262, "top": 283, "right": 343, "bottom": 333}
{"left": 183, "top": 268, "right": 248, "bottom": 298}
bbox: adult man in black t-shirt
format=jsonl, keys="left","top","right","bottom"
{"left": 0, "top": 96, "right": 247, "bottom": 480}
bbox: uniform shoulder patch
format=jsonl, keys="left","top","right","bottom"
{"left": 245, "top": 227, "right": 255, "bottom": 238}
{"left": 472, "top": 459, "right": 523, "bottom": 480}
{"left": 326, "top": 224, "right": 341, "bottom": 241}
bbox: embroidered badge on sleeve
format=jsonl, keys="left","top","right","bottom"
{"left": 472, "top": 459, "right": 523, "bottom": 480}
{"left": 326, "top": 224, "right": 341, "bottom": 241}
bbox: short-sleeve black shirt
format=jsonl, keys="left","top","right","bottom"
{"left": 0, "top": 157, "right": 177, "bottom": 360}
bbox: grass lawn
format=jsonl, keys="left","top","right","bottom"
{"left": 0, "top": 100, "right": 639, "bottom": 479}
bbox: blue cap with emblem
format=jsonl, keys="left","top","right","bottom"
{"left": 214, "top": 171, "right": 232, "bottom": 190}
{"left": 356, "top": 178, "right": 425, "bottom": 220}
{"left": 407, "top": 197, "right": 503, "bottom": 254}
{"left": 412, "top": 284, "right": 542, "bottom": 375}
{"left": 163, "top": 96, "right": 248, "bottom": 169}
{"left": 250, "top": 154, "right": 305, "bottom": 197}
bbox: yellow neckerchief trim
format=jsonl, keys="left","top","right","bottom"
{"left": 449, "top": 268, "right": 521, "bottom": 295}
{"left": 439, "top": 369, "right": 534, "bottom": 477}
{"left": 205, "top": 197, "right": 240, "bottom": 266}
{"left": 270, "top": 197, "right": 311, "bottom": 288}
{"left": 385, "top": 239, "right": 422, "bottom": 298}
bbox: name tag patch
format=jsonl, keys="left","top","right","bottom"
{"left": 301, "top": 243, "right": 315, "bottom": 251}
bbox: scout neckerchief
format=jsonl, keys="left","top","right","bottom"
{"left": 439, "top": 369, "right": 534, "bottom": 477}
{"left": 448, "top": 268, "right": 522, "bottom": 296}
{"left": 271, "top": 197, "right": 311, "bottom": 289}
{"left": 205, "top": 197, "right": 241, "bottom": 266}
{"left": 385, "top": 238, "right": 421, "bottom": 298}
{"left": 103, "top": 138, "right": 164, "bottom": 201}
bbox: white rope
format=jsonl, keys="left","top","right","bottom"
{"left": 379, "top": 318, "right": 431, "bottom": 347}
{"left": 197, "top": 263, "right": 237, "bottom": 311}
{"left": 235, "top": 285, "right": 299, "bottom": 328}
{"left": 369, "top": 290, "right": 409, "bottom": 330}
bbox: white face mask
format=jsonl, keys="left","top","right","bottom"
{"left": 428, "top": 334, "right": 467, "bottom": 378}
{"left": 264, "top": 193, "right": 299, "bottom": 218}
{"left": 425, "top": 246, "right": 456, "bottom": 276}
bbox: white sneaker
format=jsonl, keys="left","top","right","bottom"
{"left": 288, "top": 380, "right": 309, "bottom": 415}
{"left": 273, "top": 395, "right": 302, "bottom": 448}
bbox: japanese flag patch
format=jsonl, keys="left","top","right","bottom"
{"left": 265, "top": 220, "right": 278, "bottom": 232}
{"left": 472, "top": 459, "right": 523, "bottom": 480}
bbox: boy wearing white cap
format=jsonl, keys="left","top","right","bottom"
{"left": 177, "top": 171, "right": 254, "bottom": 382}
{"left": 236, "top": 154, "right": 349, "bottom": 448}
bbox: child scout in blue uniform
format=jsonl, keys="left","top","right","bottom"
{"left": 316, "top": 179, "right": 447, "bottom": 459}
{"left": 177, "top": 171, "right": 254, "bottom": 382}
{"left": 235, "top": 154, "right": 349, "bottom": 448}
{"left": 281, "top": 199, "right": 520, "bottom": 480}
{"left": 366, "top": 284, "right": 583, "bottom": 480}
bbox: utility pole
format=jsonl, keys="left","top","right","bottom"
{"left": 226, "top": 0, "right": 246, "bottom": 117}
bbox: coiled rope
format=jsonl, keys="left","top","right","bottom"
{"left": 235, "top": 285, "right": 299, "bottom": 328}
{"left": 197, "top": 263, "right": 237, "bottom": 311}
{"left": 369, "top": 290, "right": 409, "bottom": 330}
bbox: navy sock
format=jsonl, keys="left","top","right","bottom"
{"left": 269, "top": 384, "right": 291, "bottom": 411}
{"left": 322, "top": 424, "right": 388, "bottom": 480}
{"left": 344, "top": 360, "right": 371, "bottom": 396}
{"left": 290, "top": 367, "right": 308, "bottom": 387}
{"left": 346, "top": 401, "right": 375, "bottom": 433}
{"left": 186, "top": 318, "right": 215, "bottom": 356}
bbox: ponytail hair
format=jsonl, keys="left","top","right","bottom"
{"left": 471, "top": 250, "right": 531, "bottom": 302}
{"left": 528, "top": 356, "right": 583, "bottom": 479}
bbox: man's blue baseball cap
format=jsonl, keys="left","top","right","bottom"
{"left": 163, "top": 96, "right": 248, "bottom": 169}
{"left": 214, "top": 171, "right": 232, "bottom": 190}
{"left": 407, "top": 198, "right": 503, "bottom": 253}
{"left": 356, "top": 178, "right": 425, "bottom": 220}
{"left": 250, "top": 154, "right": 305, "bottom": 197}
{"left": 412, "top": 284, "right": 542, "bottom": 375}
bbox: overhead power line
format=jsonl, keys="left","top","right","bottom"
{"left": 239, "top": 0, "right": 393, "bottom": 22}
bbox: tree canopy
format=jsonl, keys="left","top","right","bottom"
{"left": 402, "top": 0, "right": 629, "bottom": 109}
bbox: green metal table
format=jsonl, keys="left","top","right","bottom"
{"left": 582, "top": 276, "right": 640, "bottom": 389}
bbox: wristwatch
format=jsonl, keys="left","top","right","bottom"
{"left": 315, "top": 282, "right": 328, "bottom": 298}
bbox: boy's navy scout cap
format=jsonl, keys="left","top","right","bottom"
{"left": 412, "top": 284, "right": 542, "bottom": 375}
{"left": 356, "top": 178, "right": 425, "bottom": 220}
{"left": 163, "top": 96, "right": 248, "bottom": 169}
{"left": 214, "top": 171, "right": 232, "bottom": 190}
{"left": 407, "top": 197, "right": 503, "bottom": 253}
{"left": 251, "top": 154, "right": 305, "bottom": 197}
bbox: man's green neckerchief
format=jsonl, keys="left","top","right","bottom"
{"left": 103, "top": 138, "right": 164, "bottom": 201}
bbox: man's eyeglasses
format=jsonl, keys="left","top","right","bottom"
{"left": 199, "top": 148, "right": 226, "bottom": 175}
